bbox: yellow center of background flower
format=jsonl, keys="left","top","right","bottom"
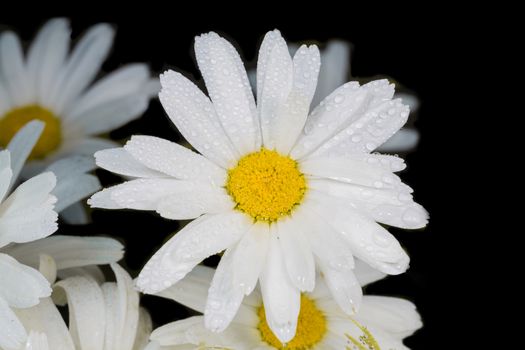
{"left": 226, "top": 148, "right": 306, "bottom": 222}
{"left": 258, "top": 294, "right": 327, "bottom": 349}
{"left": 0, "top": 105, "right": 62, "bottom": 159}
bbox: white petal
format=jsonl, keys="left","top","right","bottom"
{"left": 156, "top": 188, "right": 234, "bottom": 220}
{"left": 301, "top": 156, "right": 406, "bottom": 191}
{"left": 45, "top": 156, "right": 100, "bottom": 212}
{"left": 137, "top": 212, "right": 251, "bottom": 294}
{"left": 319, "top": 261, "right": 362, "bottom": 315}
{"left": 277, "top": 216, "right": 316, "bottom": 292}
{"left": 26, "top": 18, "right": 71, "bottom": 107}
{"left": 274, "top": 45, "right": 321, "bottom": 154}
{"left": 309, "top": 178, "right": 428, "bottom": 229}
{"left": 53, "top": 173, "right": 100, "bottom": 213}
{"left": 6, "top": 120, "right": 45, "bottom": 189}
{"left": 0, "top": 296, "right": 27, "bottom": 349}
{"left": 39, "top": 254, "right": 57, "bottom": 284}
{"left": 257, "top": 30, "right": 293, "bottom": 149}
{"left": 150, "top": 316, "right": 259, "bottom": 348}
{"left": 61, "top": 137, "right": 118, "bottom": 157}
{"left": 0, "top": 82, "right": 12, "bottom": 115}
{"left": 259, "top": 232, "right": 300, "bottom": 343}
{"left": 312, "top": 40, "right": 351, "bottom": 108}
{"left": 159, "top": 70, "right": 238, "bottom": 169}
{"left": 104, "top": 178, "right": 229, "bottom": 216}
{"left": 0, "top": 31, "right": 31, "bottom": 105}
{"left": 312, "top": 98, "right": 410, "bottom": 157}
{"left": 65, "top": 63, "right": 150, "bottom": 120}
{"left": 124, "top": 135, "right": 226, "bottom": 185}
{"left": 23, "top": 331, "right": 49, "bottom": 350}
{"left": 66, "top": 92, "right": 150, "bottom": 136}
{"left": 377, "top": 127, "right": 419, "bottom": 153}
{"left": 308, "top": 192, "right": 410, "bottom": 275}
{"left": 54, "top": 276, "right": 105, "bottom": 349}
{"left": 5, "top": 235, "right": 123, "bottom": 271}
{"left": 295, "top": 203, "right": 355, "bottom": 272}
{"left": 291, "top": 79, "right": 395, "bottom": 159}
{"left": 49, "top": 24, "right": 115, "bottom": 114}
{"left": 354, "top": 259, "right": 386, "bottom": 287}
{"left": 204, "top": 246, "right": 244, "bottom": 332}
{"left": 0, "top": 253, "right": 51, "bottom": 308}
{"left": 103, "top": 263, "right": 140, "bottom": 350}
{"left": 232, "top": 222, "right": 270, "bottom": 295}
{"left": 194, "top": 32, "right": 260, "bottom": 155}
{"left": 0, "top": 172, "right": 57, "bottom": 247}
{"left": 133, "top": 308, "right": 153, "bottom": 350}
{"left": 0, "top": 151, "right": 12, "bottom": 203}
{"left": 360, "top": 296, "right": 422, "bottom": 338}
{"left": 94, "top": 148, "right": 166, "bottom": 178}
{"left": 57, "top": 266, "right": 105, "bottom": 285}
{"left": 14, "top": 298, "right": 74, "bottom": 350}
{"left": 155, "top": 265, "right": 214, "bottom": 313}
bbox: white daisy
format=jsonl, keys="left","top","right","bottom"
{"left": 5, "top": 260, "right": 151, "bottom": 350}
{"left": 0, "top": 18, "right": 158, "bottom": 175}
{"left": 89, "top": 30, "right": 428, "bottom": 342}
{"left": 145, "top": 263, "right": 421, "bottom": 350}
{"left": 1, "top": 122, "right": 124, "bottom": 349}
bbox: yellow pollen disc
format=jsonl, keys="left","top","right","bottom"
{"left": 258, "top": 295, "right": 327, "bottom": 349}
{"left": 226, "top": 148, "right": 306, "bottom": 222}
{"left": 0, "top": 105, "right": 62, "bottom": 159}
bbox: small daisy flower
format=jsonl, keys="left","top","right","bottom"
{"left": 0, "top": 122, "right": 123, "bottom": 349}
{"left": 0, "top": 18, "right": 158, "bottom": 175}
{"left": 10, "top": 261, "right": 151, "bottom": 350}
{"left": 145, "top": 263, "right": 422, "bottom": 350}
{"left": 90, "top": 30, "right": 428, "bottom": 342}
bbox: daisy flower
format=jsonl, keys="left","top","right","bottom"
{"left": 0, "top": 18, "right": 158, "bottom": 175}
{"left": 145, "top": 263, "right": 422, "bottom": 350}
{"left": 90, "top": 30, "right": 428, "bottom": 342}
{"left": 1, "top": 121, "right": 123, "bottom": 349}
{"left": 8, "top": 260, "right": 151, "bottom": 350}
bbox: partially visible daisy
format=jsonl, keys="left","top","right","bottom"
{"left": 145, "top": 263, "right": 421, "bottom": 350}
{"left": 0, "top": 148, "right": 57, "bottom": 349}
{"left": 0, "top": 18, "right": 158, "bottom": 175}
{"left": 0, "top": 121, "right": 123, "bottom": 349}
{"left": 9, "top": 260, "right": 151, "bottom": 350}
{"left": 90, "top": 30, "right": 428, "bottom": 342}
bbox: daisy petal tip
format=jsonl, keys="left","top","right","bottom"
{"left": 402, "top": 205, "right": 429, "bottom": 229}
{"left": 273, "top": 322, "right": 297, "bottom": 343}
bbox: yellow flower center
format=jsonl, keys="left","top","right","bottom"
{"left": 226, "top": 148, "right": 306, "bottom": 223}
{"left": 0, "top": 105, "right": 61, "bottom": 159}
{"left": 258, "top": 295, "right": 327, "bottom": 349}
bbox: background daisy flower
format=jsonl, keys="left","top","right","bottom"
{"left": 90, "top": 30, "right": 428, "bottom": 342}
{"left": 9, "top": 260, "right": 151, "bottom": 350}
{"left": 1, "top": 122, "right": 124, "bottom": 349}
{"left": 145, "top": 263, "right": 422, "bottom": 350}
{"left": 0, "top": 18, "right": 158, "bottom": 176}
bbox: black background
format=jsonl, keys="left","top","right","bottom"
{"left": 2, "top": 10, "right": 472, "bottom": 349}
